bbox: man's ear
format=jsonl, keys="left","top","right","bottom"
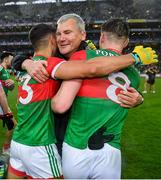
{"left": 100, "top": 32, "right": 105, "bottom": 44}
{"left": 50, "top": 35, "right": 56, "bottom": 46}
{"left": 4, "top": 57, "right": 8, "bottom": 64}
{"left": 81, "top": 31, "right": 86, "bottom": 41}
{"left": 123, "top": 38, "right": 129, "bottom": 48}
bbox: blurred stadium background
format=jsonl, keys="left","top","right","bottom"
{"left": 0, "top": 0, "right": 161, "bottom": 179}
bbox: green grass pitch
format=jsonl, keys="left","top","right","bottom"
{"left": 0, "top": 77, "right": 161, "bottom": 178}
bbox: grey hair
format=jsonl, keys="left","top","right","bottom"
{"left": 57, "top": 13, "right": 85, "bottom": 32}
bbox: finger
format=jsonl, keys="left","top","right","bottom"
{"left": 119, "top": 90, "right": 133, "bottom": 99}
{"left": 120, "top": 103, "right": 131, "bottom": 108}
{"left": 32, "top": 75, "right": 44, "bottom": 83}
{"left": 126, "top": 87, "right": 137, "bottom": 93}
{"left": 32, "top": 72, "right": 46, "bottom": 83}
{"left": 40, "top": 61, "right": 48, "bottom": 67}
{"left": 145, "top": 47, "right": 152, "bottom": 51}
{"left": 6, "top": 83, "right": 12, "bottom": 87}
{"left": 153, "top": 54, "right": 158, "bottom": 59}
{"left": 118, "top": 96, "right": 132, "bottom": 105}
{"left": 36, "top": 62, "right": 49, "bottom": 78}
{"left": 33, "top": 70, "right": 48, "bottom": 82}
{"left": 5, "top": 82, "right": 11, "bottom": 86}
{"left": 40, "top": 68, "right": 49, "bottom": 78}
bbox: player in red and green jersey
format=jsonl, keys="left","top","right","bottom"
{"left": 0, "top": 52, "right": 15, "bottom": 96}
{"left": 8, "top": 24, "right": 64, "bottom": 179}
{"left": 0, "top": 66, "right": 10, "bottom": 95}
{"left": 0, "top": 82, "right": 14, "bottom": 132}
{"left": 51, "top": 19, "right": 143, "bottom": 179}
{"left": 0, "top": 52, "right": 16, "bottom": 155}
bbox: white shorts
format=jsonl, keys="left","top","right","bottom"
{"left": 9, "top": 140, "right": 63, "bottom": 179}
{"left": 62, "top": 142, "right": 121, "bottom": 179}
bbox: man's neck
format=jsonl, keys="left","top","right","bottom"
{"left": 34, "top": 49, "right": 52, "bottom": 58}
{"left": 101, "top": 43, "right": 123, "bottom": 54}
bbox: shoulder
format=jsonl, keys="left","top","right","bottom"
{"left": 69, "top": 50, "right": 87, "bottom": 61}
{"left": 47, "top": 57, "right": 66, "bottom": 68}
{"left": 46, "top": 57, "right": 66, "bottom": 77}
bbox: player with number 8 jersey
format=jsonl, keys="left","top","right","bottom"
{"left": 65, "top": 49, "right": 140, "bottom": 149}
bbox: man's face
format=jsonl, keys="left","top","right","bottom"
{"left": 56, "top": 18, "right": 86, "bottom": 58}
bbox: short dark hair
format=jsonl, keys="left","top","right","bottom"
{"left": 101, "top": 19, "right": 129, "bottom": 38}
{"left": 29, "top": 23, "right": 56, "bottom": 50}
{"left": 0, "top": 51, "right": 14, "bottom": 63}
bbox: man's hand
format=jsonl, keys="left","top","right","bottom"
{"left": 132, "top": 46, "right": 158, "bottom": 65}
{"left": 117, "top": 87, "right": 143, "bottom": 108}
{"left": 0, "top": 112, "right": 15, "bottom": 130}
{"left": 22, "top": 59, "right": 49, "bottom": 83}
{"left": 5, "top": 79, "right": 15, "bottom": 90}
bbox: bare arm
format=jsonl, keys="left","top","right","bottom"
{"left": 22, "top": 47, "right": 157, "bottom": 82}
{"left": 51, "top": 79, "right": 82, "bottom": 114}
{"left": 0, "top": 85, "right": 16, "bottom": 130}
{"left": 54, "top": 54, "right": 135, "bottom": 79}
{"left": 0, "top": 86, "right": 10, "bottom": 113}
{"left": 22, "top": 59, "right": 49, "bottom": 83}
{"left": 22, "top": 54, "right": 134, "bottom": 82}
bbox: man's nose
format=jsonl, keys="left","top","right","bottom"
{"left": 59, "top": 34, "right": 66, "bottom": 41}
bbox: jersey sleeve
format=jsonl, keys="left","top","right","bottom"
{"left": 0, "top": 65, "right": 3, "bottom": 77}
{"left": 46, "top": 57, "right": 67, "bottom": 79}
{"left": 69, "top": 50, "right": 87, "bottom": 61}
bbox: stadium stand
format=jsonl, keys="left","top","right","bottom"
{"left": 0, "top": 0, "right": 160, "bottom": 71}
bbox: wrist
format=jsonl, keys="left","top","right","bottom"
{"left": 4, "top": 112, "right": 13, "bottom": 117}
{"left": 131, "top": 52, "right": 142, "bottom": 65}
{"left": 0, "top": 112, "right": 13, "bottom": 119}
{"left": 139, "top": 96, "right": 144, "bottom": 105}
{"left": 135, "top": 93, "right": 144, "bottom": 107}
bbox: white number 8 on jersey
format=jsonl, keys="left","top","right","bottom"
{"left": 106, "top": 72, "right": 130, "bottom": 104}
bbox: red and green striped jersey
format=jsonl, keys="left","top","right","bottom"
{"left": 65, "top": 49, "right": 140, "bottom": 149}
{"left": 0, "top": 65, "right": 10, "bottom": 95}
{"left": 13, "top": 55, "right": 65, "bottom": 146}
